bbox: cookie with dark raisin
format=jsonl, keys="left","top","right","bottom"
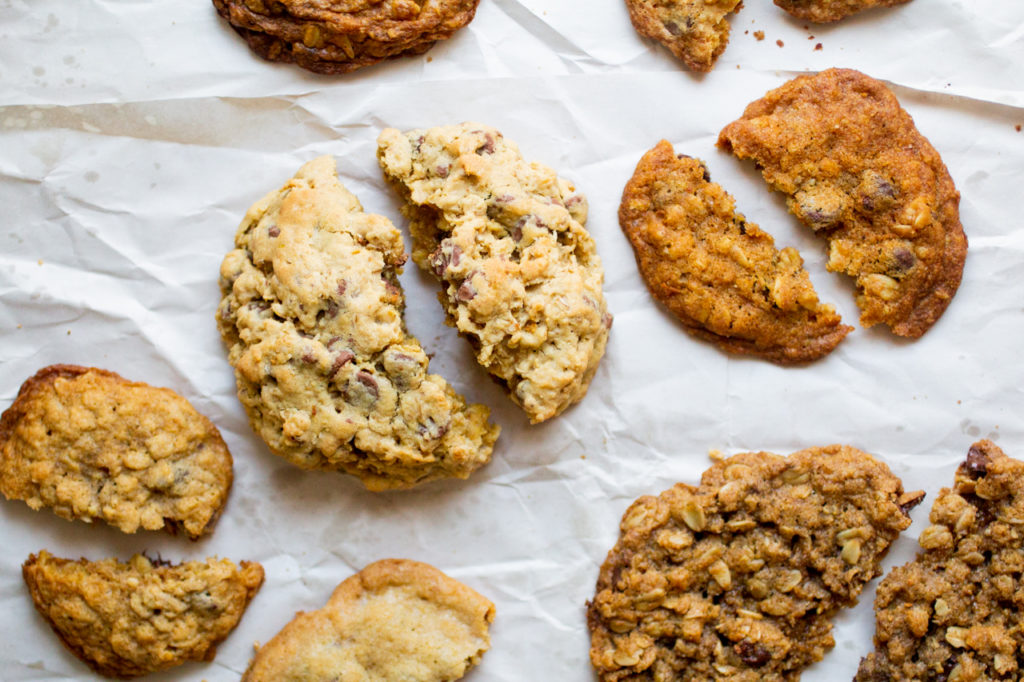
{"left": 774, "top": 0, "right": 913, "bottom": 23}
{"left": 623, "top": 0, "right": 743, "bottom": 72}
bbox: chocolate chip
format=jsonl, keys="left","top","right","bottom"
{"left": 328, "top": 350, "right": 354, "bottom": 378}
{"left": 301, "top": 350, "right": 317, "bottom": 364}
{"left": 475, "top": 133, "right": 495, "bottom": 155}
{"left": 356, "top": 371, "right": 379, "bottom": 399}
{"left": 891, "top": 247, "right": 916, "bottom": 273}
{"left": 337, "top": 279, "right": 347, "bottom": 296}
{"left": 802, "top": 206, "right": 840, "bottom": 230}
{"left": 735, "top": 641, "right": 771, "bottom": 668}
{"left": 436, "top": 164, "right": 450, "bottom": 178}
{"left": 965, "top": 445, "right": 990, "bottom": 479}
{"left": 456, "top": 279, "right": 476, "bottom": 302}
{"left": 323, "top": 300, "right": 339, "bottom": 318}
{"left": 510, "top": 217, "right": 526, "bottom": 242}
{"left": 898, "top": 490, "right": 926, "bottom": 516}
{"left": 268, "top": 225, "right": 280, "bottom": 237}
{"left": 429, "top": 241, "right": 462, "bottom": 277}
{"left": 565, "top": 195, "right": 583, "bottom": 207}
{"left": 602, "top": 312, "right": 614, "bottom": 329}
{"left": 664, "top": 20, "right": 681, "bottom": 35}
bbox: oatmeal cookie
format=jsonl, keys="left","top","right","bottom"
{"left": 377, "top": 123, "right": 611, "bottom": 423}
{"left": 619, "top": 140, "right": 852, "bottom": 364}
{"left": 718, "top": 68, "right": 967, "bottom": 338}
{"left": 0, "top": 365, "right": 232, "bottom": 539}
{"left": 23, "top": 550, "right": 264, "bottom": 678}
{"left": 774, "top": 0, "right": 912, "bottom": 23}
{"left": 588, "top": 445, "right": 924, "bottom": 681}
{"left": 242, "top": 558, "right": 494, "bottom": 681}
{"left": 856, "top": 440, "right": 1024, "bottom": 681}
{"left": 623, "top": 0, "right": 743, "bottom": 72}
{"left": 217, "top": 156, "right": 498, "bottom": 491}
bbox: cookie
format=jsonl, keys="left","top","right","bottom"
{"left": 623, "top": 0, "right": 743, "bottom": 72}
{"left": 377, "top": 123, "right": 611, "bottom": 423}
{"left": 217, "top": 156, "right": 498, "bottom": 491}
{"left": 718, "top": 68, "right": 967, "bottom": 338}
{"left": 242, "top": 558, "right": 494, "bottom": 681}
{"left": 588, "top": 445, "right": 924, "bottom": 681}
{"left": 0, "top": 364, "right": 232, "bottom": 539}
{"left": 619, "top": 140, "right": 852, "bottom": 364}
{"left": 856, "top": 440, "right": 1024, "bottom": 681}
{"left": 774, "top": 0, "right": 912, "bottom": 23}
{"left": 213, "top": 0, "right": 480, "bottom": 75}
{"left": 23, "top": 550, "right": 264, "bottom": 678}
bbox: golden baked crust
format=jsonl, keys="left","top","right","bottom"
{"left": 718, "top": 69, "right": 967, "bottom": 338}
{"left": 23, "top": 551, "right": 264, "bottom": 679}
{"left": 242, "top": 558, "right": 495, "bottom": 681}
{"left": 774, "top": 0, "right": 912, "bottom": 23}
{"left": 624, "top": 0, "right": 743, "bottom": 72}
{"left": 619, "top": 140, "right": 852, "bottom": 364}
{"left": 0, "top": 364, "right": 232, "bottom": 539}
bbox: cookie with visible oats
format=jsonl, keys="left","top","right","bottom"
{"left": 242, "top": 558, "right": 494, "bottom": 681}
{"left": 856, "top": 440, "right": 1024, "bottom": 681}
{"left": 23, "top": 550, "right": 264, "bottom": 678}
{"left": 623, "top": 0, "right": 743, "bottom": 72}
{"left": 588, "top": 445, "right": 923, "bottom": 681}
{"left": 0, "top": 365, "right": 232, "bottom": 539}
{"left": 619, "top": 140, "right": 852, "bottom": 364}
{"left": 774, "top": 0, "right": 913, "bottom": 23}
{"left": 718, "top": 68, "right": 967, "bottom": 338}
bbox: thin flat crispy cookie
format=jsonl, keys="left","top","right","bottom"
{"left": 619, "top": 140, "right": 852, "bottom": 364}
{"left": 624, "top": 0, "right": 743, "bottom": 72}
{"left": 774, "top": 0, "right": 913, "bottom": 23}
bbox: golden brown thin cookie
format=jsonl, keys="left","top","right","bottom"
{"left": 774, "top": 0, "right": 912, "bottom": 23}
{"left": 619, "top": 140, "right": 852, "bottom": 364}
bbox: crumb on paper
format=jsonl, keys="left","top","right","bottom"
{"left": 744, "top": 30, "right": 749, "bottom": 34}
{"left": 815, "top": 43, "right": 823, "bottom": 51}
{"left": 37, "top": 259, "right": 43, "bottom": 265}
{"left": 708, "top": 449, "right": 725, "bottom": 462}
{"left": 580, "top": 454, "right": 586, "bottom": 460}
{"left": 17, "top": 324, "right": 22, "bottom": 329}
{"left": 426, "top": 56, "right": 433, "bottom": 63}
{"left": 808, "top": 35, "right": 815, "bottom": 40}
{"left": 1016, "top": 125, "right": 1022, "bottom": 132}
{"left": 66, "top": 330, "right": 71, "bottom": 335}
{"left": 754, "top": 30, "right": 765, "bottom": 40}
{"left": 776, "top": 39, "right": 784, "bottom": 47}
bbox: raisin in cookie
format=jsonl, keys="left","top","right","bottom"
{"left": 377, "top": 123, "right": 611, "bottom": 424}
{"left": 242, "top": 558, "right": 494, "bottom": 681}
{"left": 718, "top": 69, "right": 967, "bottom": 338}
{"left": 23, "top": 550, "right": 263, "bottom": 678}
{"left": 0, "top": 365, "right": 232, "bottom": 539}
{"left": 620, "top": 140, "right": 852, "bottom": 364}
{"left": 588, "top": 445, "right": 923, "bottom": 681}
{"left": 856, "top": 440, "right": 1024, "bottom": 681}
{"left": 774, "top": 0, "right": 912, "bottom": 23}
{"left": 217, "top": 156, "right": 498, "bottom": 491}
{"left": 624, "top": 0, "right": 743, "bottom": 72}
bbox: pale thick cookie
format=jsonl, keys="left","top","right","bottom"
{"left": 0, "top": 365, "right": 232, "bottom": 539}
{"left": 377, "top": 123, "right": 611, "bottom": 423}
{"left": 23, "top": 550, "right": 264, "bottom": 678}
{"left": 242, "top": 558, "right": 495, "bottom": 681}
{"left": 624, "top": 0, "right": 743, "bottom": 72}
{"left": 588, "top": 445, "right": 923, "bottom": 681}
{"left": 620, "top": 140, "right": 851, "bottom": 364}
{"left": 774, "top": 0, "right": 912, "bottom": 23}
{"left": 856, "top": 440, "right": 1024, "bottom": 681}
{"left": 718, "top": 69, "right": 967, "bottom": 338}
{"left": 217, "top": 156, "right": 498, "bottom": 491}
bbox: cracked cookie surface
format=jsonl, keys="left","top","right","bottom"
{"left": 217, "top": 156, "right": 498, "bottom": 491}
{"left": 774, "top": 0, "right": 912, "bottom": 23}
{"left": 0, "top": 365, "right": 232, "bottom": 539}
{"left": 588, "top": 445, "right": 922, "bottom": 681}
{"left": 624, "top": 0, "right": 743, "bottom": 72}
{"left": 619, "top": 140, "right": 851, "bottom": 364}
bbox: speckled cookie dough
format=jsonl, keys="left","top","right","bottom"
{"left": 623, "top": 0, "right": 743, "bottom": 72}
{"left": 774, "top": 0, "right": 912, "bottom": 23}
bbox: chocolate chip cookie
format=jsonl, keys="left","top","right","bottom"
{"left": 217, "top": 156, "right": 499, "bottom": 491}
{"left": 23, "top": 550, "right": 264, "bottom": 678}
{"left": 718, "top": 68, "right": 967, "bottom": 338}
{"left": 588, "top": 445, "right": 923, "bottom": 681}
{"left": 242, "top": 558, "right": 494, "bottom": 681}
{"left": 623, "top": 0, "right": 744, "bottom": 72}
{"left": 0, "top": 365, "right": 232, "bottom": 539}
{"left": 377, "top": 123, "right": 611, "bottom": 423}
{"left": 856, "top": 440, "right": 1024, "bottom": 681}
{"left": 620, "top": 140, "right": 852, "bottom": 364}
{"left": 774, "top": 0, "right": 912, "bottom": 23}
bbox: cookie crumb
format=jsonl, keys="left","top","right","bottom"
{"left": 708, "top": 449, "right": 725, "bottom": 462}
{"left": 753, "top": 30, "right": 765, "bottom": 40}
{"left": 1016, "top": 124, "right": 1022, "bottom": 132}
{"left": 776, "top": 39, "right": 784, "bottom": 47}
{"left": 815, "top": 43, "right": 823, "bottom": 50}
{"left": 808, "top": 35, "right": 815, "bottom": 40}
{"left": 37, "top": 259, "right": 43, "bottom": 265}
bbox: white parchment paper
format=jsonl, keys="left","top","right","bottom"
{"left": 1, "top": 0, "right": 1024, "bottom": 679}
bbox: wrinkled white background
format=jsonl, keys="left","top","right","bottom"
{"left": 2, "top": 0, "right": 1024, "bottom": 679}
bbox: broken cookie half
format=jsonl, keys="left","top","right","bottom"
{"left": 624, "top": 0, "right": 743, "bottom": 72}
{"left": 774, "top": 0, "right": 914, "bottom": 23}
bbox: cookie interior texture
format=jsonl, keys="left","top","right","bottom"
{"left": 624, "top": 0, "right": 743, "bottom": 72}
{"left": 377, "top": 123, "right": 611, "bottom": 424}
{"left": 0, "top": 364, "right": 233, "bottom": 539}
{"left": 774, "top": 0, "right": 913, "bottom": 23}
{"left": 217, "top": 156, "right": 498, "bottom": 491}
{"left": 718, "top": 68, "right": 967, "bottom": 338}
{"left": 588, "top": 445, "right": 923, "bottom": 681}
{"left": 619, "top": 139, "right": 852, "bottom": 364}
{"left": 23, "top": 551, "right": 264, "bottom": 678}
{"left": 242, "top": 558, "right": 495, "bottom": 681}
{"left": 857, "top": 440, "right": 1024, "bottom": 681}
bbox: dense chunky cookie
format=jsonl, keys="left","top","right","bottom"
{"left": 619, "top": 140, "right": 852, "bottom": 364}
{"left": 623, "top": 0, "right": 743, "bottom": 72}
{"left": 212, "top": 0, "right": 480, "bottom": 74}
{"left": 588, "top": 445, "right": 923, "bottom": 681}
{"left": 217, "top": 156, "right": 498, "bottom": 491}
{"left": 0, "top": 365, "right": 232, "bottom": 539}
{"left": 23, "top": 550, "right": 263, "bottom": 678}
{"left": 774, "top": 0, "right": 912, "bottom": 23}
{"left": 856, "top": 440, "right": 1024, "bottom": 681}
{"left": 242, "top": 558, "right": 494, "bottom": 681}
{"left": 377, "top": 123, "right": 611, "bottom": 423}
{"left": 718, "top": 68, "right": 967, "bottom": 338}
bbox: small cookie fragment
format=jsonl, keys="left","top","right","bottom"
{"left": 624, "top": 0, "right": 743, "bottom": 72}
{"left": 718, "top": 68, "right": 967, "bottom": 338}
{"left": 856, "top": 440, "right": 1024, "bottom": 681}
{"left": 23, "top": 550, "right": 264, "bottom": 678}
{"left": 217, "top": 156, "right": 499, "bottom": 491}
{"left": 588, "top": 445, "right": 921, "bottom": 681}
{"left": 0, "top": 365, "right": 232, "bottom": 539}
{"left": 619, "top": 140, "right": 852, "bottom": 364}
{"left": 774, "top": 0, "right": 913, "bottom": 23}
{"left": 242, "top": 558, "right": 494, "bottom": 681}
{"left": 377, "top": 123, "right": 611, "bottom": 424}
